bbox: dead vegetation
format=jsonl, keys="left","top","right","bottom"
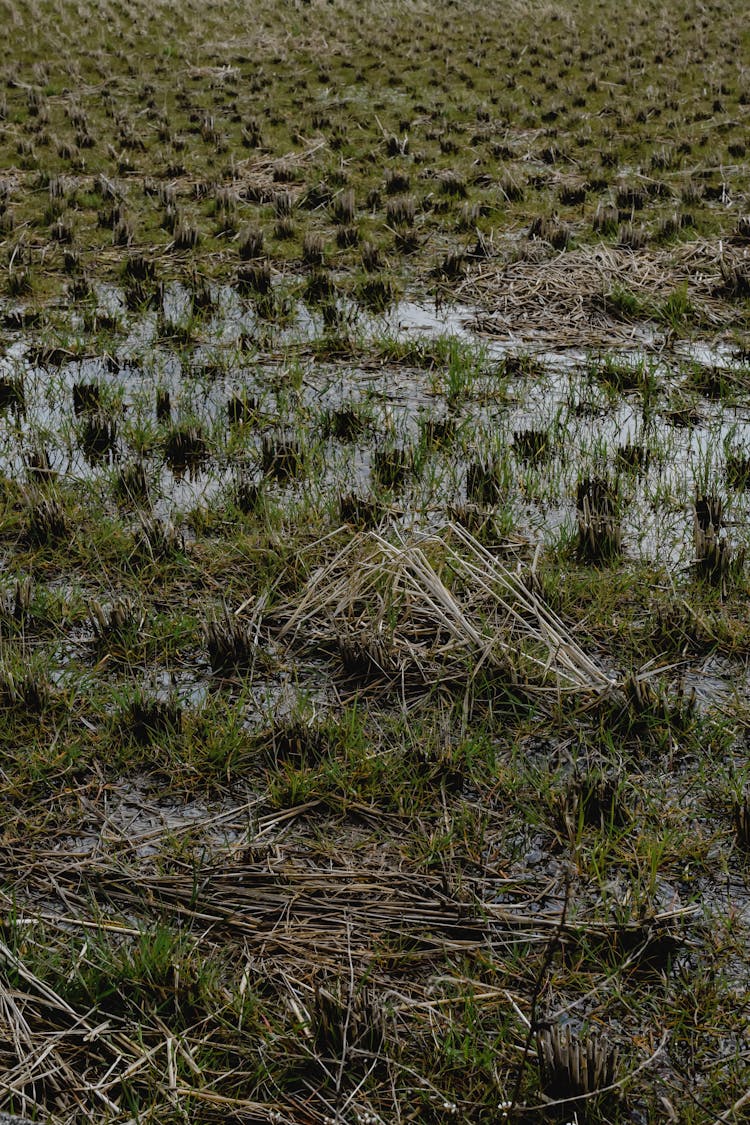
{"left": 281, "top": 524, "right": 616, "bottom": 698}
{"left": 2, "top": 1, "right": 750, "bottom": 1122}
{"left": 462, "top": 241, "right": 748, "bottom": 346}
{"left": 0, "top": 807, "right": 693, "bottom": 1124}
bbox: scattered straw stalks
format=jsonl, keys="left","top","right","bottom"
{"left": 0, "top": 834, "right": 696, "bottom": 1122}
{"left": 459, "top": 238, "right": 750, "bottom": 347}
{"left": 0, "top": 933, "right": 149, "bottom": 1122}
{"left": 280, "top": 523, "right": 617, "bottom": 699}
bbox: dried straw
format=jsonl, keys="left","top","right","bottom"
{"left": 458, "top": 237, "right": 747, "bottom": 348}
{"left": 280, "top": 523, "right": 617, "bottom": 696}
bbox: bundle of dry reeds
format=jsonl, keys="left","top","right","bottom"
{"left": 280, "top": 523, "right": 616, "bottom": 697}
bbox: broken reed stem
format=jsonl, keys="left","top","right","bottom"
{"left": 506, "top": 876, "right": 571, "bottom": 1118}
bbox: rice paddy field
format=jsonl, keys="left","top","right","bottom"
{"left": 2, "top": 0, "right": 750, "bottom": 1120}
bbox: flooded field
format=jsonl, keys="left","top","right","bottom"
{"left": 2, "top": 0, "right": 750, "bottom": 1121}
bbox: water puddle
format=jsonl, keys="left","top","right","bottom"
{"left": 682, "top": 656, "right": 740, "bottom": 712}
{"left": 2, "top": 285, "right": 750, "bottom": 568}
{"left": 382, "top": 299, "right": 477, "bottom": 340}
{"left": 59, "top": 776, "right": 256, "bottom": 859}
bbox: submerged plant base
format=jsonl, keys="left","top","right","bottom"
{"left": 576, "top": 477, "right": 622, "bottom": 563}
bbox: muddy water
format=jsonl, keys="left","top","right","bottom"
{"left": 3, "top": 286, "right": 750, "bottom": 561}
{"left": 41, "top": 774, "right": 260, "bottom": 864}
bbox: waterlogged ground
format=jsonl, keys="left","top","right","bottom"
{"left": 2, "top": 285, "right": 750, "bottom": 1123}
{"left": 2, "top": 0, "right": 750, "bottom": 1121}
{"left": 3, "top": 286, "right": 750, "bottom": 569}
